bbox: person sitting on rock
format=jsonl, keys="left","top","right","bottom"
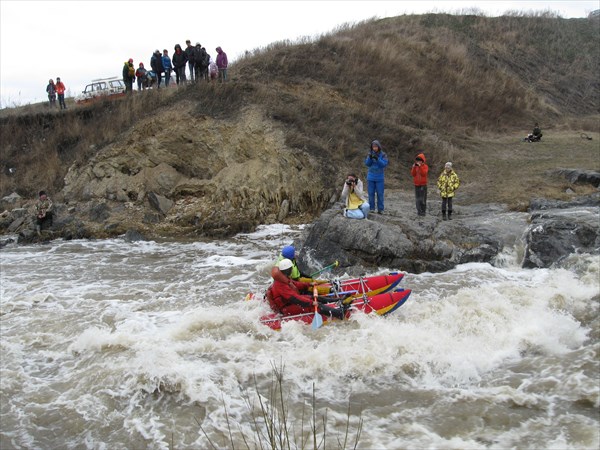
{"left": 340, "top": 173, "right": 370, "bottom": 219}
{"left": 35, "top": 190, "right": 53, "bottom": 235}
{"left": 525, "top": 123, "right": 543, "bottom": 142}
{"left": 266, "top": 259, "right": 347, "bottom": 320}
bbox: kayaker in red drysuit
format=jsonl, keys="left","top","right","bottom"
{"left": 266, "top": 259, "right": 347, "bottom": 320}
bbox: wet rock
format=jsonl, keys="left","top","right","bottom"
{"left": 148, "top": 192, "right": 173, "bottom": 215}
{"left": 296, "top": 198, "right": 522, "bottom": 275}
{"left": 553, "top": 168, "right": 600, "bottom": 188}
{"left": 7, "top": 217, "right": 25, "bottom": 233}
{"left": 89, "top": 203, "right": 110, "bottom": 222}
{"left": 278, "top": 199, "right": 290, "bottom": 222}
{"left": 124, "top": 229, "right": 147, "bottom": 242}
{"left": 523, "top": 205, "right": 600, "bottom": 268}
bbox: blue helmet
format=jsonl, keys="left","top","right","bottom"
{"left": 281, "top": 245, "right": 295, "bottom": 259}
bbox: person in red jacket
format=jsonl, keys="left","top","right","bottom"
{"left": 55, "top": 77, "right": 67, "bottom": 109}
{"left": 266, "top": 259, "right": 347, "bottom": 319}
{"left": 410, "top": 153, "right": 429, "bottom": 216}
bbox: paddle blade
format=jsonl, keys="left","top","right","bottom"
{"left": 311, "top": 312, "right": 323, "bottom": 330}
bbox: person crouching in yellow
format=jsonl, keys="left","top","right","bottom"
{"left": 340, "top": 174, "right": 370, "bottom": 219}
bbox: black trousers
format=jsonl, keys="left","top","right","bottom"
{"left": 442, "top": 197, "right": 453, "bottom": 213}
{"left": 415, "top": 186, "right": 427, "bottom": 215}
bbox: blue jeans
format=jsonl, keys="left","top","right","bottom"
{"left": 188, "top": 61, "right": 195, "bottom": 81}
{"left": 345, "top": 202, "right": 370, "bottom": 219}
{"left": 219, "top": 68, "right": 227, "bottom": 82}
{"left": 368, "top": 180, "right": 384, "bottom": 212}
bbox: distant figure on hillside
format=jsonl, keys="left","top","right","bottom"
{"left": 35, "top": 190, "right": 53, "bottom": 236}
{"left": 411, "top": 153, "right": 429, "bottom": 216}
{"left": 200, "top": 47, "right": 210, "bottom": 81}
{"left": 216, "top": 46, "right": 228, "bottom": 81}
{"left": 194, "top": 43, "right": 207, "bottom": 82}
{"left": 172, "top": 44, "right": 188, "bottom": 85}
{"left": 55, "top": 77, "right": 67, "bottom": 109}
{"left": 437, "top": 162, "right": 460, "bottom": 220}
{"left": 185, "top": 40, "right": 196, "bottom": 82}
{"left": 208, "top": 58, "right": 218, "bottom": 81}
{"left": 340, "top": 173, "right": 370, "bottom": 219}
{"left": 150, "top": 50, "right": 164, "bottom": 88}
{"left": 524, "top": 123, "right": 543, "bottom": 142}
{"left": 161, "top": 49, "right": 173, "bottom": 87}
{"left": 46, "top": 79, "right": 56, "bottom": 107}
{"left": 364, "top": 139, "right": 389, "bottom": 214}
{"left": 135, "top": 63, "right": 147, "bottom": 91}
{"left": 123, "top": 59, "right": 135, "bottom": 94}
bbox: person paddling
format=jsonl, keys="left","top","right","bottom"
{"left": 266, "top": 259, "right": 347, "bottom": 320}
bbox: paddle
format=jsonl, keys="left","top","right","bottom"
{"left": 311, "top": 284, "right": 323, "bottom": 330}
{"left": 309, "top": 261, "right": 339, "bottom": 278}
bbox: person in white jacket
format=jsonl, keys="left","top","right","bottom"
{"left": 340, "top": 174, "right": 370, "bottom": 219}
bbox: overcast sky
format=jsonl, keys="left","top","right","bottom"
{"left": 1, "top": 0, "right": 597, "bottom": 108}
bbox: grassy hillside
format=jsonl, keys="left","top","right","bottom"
{"left": 1, "top": 13, "right": 598, "bottom": 210}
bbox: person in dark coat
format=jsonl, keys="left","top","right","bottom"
{"left": 123, "top": 58, "right": 135, "bottom": 93}
{"left": 172, "top": 44, "right": 187, "bottom": 85}
{"left": 46, "top": 79, "right": 56, "bottom": 106}
{"left": 185, "top": 39, "right": 196, "bottom": 82}
{"left": 194, "top": 43, "right": 207, "bottom": 82}
{"left": 150, "top": 50, "right": 164, "bottom": 88}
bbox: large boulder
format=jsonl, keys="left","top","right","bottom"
{"left": 296, "top": 194, "right": 528, "bottom": 275}
{"left": 523, "top": 193, "right": 600, "bottom": 268}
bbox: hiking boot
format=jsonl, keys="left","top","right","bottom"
{"left": 448, "top": 211, "right": 453, "bottom": 220}
{"left": 442, "top": 212, "right": 447, "bottom": 220}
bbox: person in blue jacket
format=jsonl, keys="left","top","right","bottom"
{"left": 364, "top": 139, "right": 389, "bottom": 214}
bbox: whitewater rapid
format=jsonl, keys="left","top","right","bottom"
{"left": 1, "top": 224, "right": 598, "bottom": 449}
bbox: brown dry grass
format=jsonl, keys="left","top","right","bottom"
{"left": 1, "top": 13, "right": 598, "bottom": 211}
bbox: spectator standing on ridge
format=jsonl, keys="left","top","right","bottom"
{"left": 150, "top": 50, "right": 164, "bottom": 88}
{"left": 215, "top": 46, "right": 228, "bottom": 81}
{"left": 172, "top": 44, "right": 187, "bottom": 85}
{"left": 123, "top": 59, "right": 135, "bottom": 94}
{"left": 364, "top": 139, "right": 389, "bottom": 214}
{"left": 411, "top": 153, "right": 429, "bottom": 216}
{"left": 46, "top": 79, "right": 56, "bottom": 107}
{"left": 340, "top": 174, "right": 370, "bottom": 219}
{"left": 194, "top": 43, "right": 207, "bottom": 82}
{"left": 437, "top": 162, "right": 460, "bottom": 220}
{"left": 185, "top": 40, "right": 196, "bottom": 82}
{"left": 161, "top": 49, "right": 173, "bottom": 87}
{"left": 135, "top": 63, "right": 147, "bottom": 91}
{"left": 200, "top": 47, "right": 210, "bottom": 81}
{"left": 55, "top": 77, "right": 67, "bottom": 109}
{"left": 34, "top": 190, "right": 53, "bottom": 236}
{"left": 208, "top": 57, "right": 218, "bottom": 81}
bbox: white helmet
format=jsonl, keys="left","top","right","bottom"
{"left": 278, "top": 259, "right": 293, "bottom": 271}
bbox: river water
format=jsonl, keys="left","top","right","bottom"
{"left": 1, "top": 223, "right": 598, "bottom": 449}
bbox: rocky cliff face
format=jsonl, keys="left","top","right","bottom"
{"left": 54, "top": 103, "right": 329, "bottom": 238}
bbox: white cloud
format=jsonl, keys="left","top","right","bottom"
{"left": 1, "top": 0, "right": 597, "bottom": 107}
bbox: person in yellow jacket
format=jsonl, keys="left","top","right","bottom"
{"left": 437, "top": 162, "right": 460, "bottom": 220}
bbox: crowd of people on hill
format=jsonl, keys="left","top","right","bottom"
{"left": 44, "top": 41, "right": 228, "bottom": 103}
{"left": 122, "top": 41, "right": 228, "bottom": 93}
